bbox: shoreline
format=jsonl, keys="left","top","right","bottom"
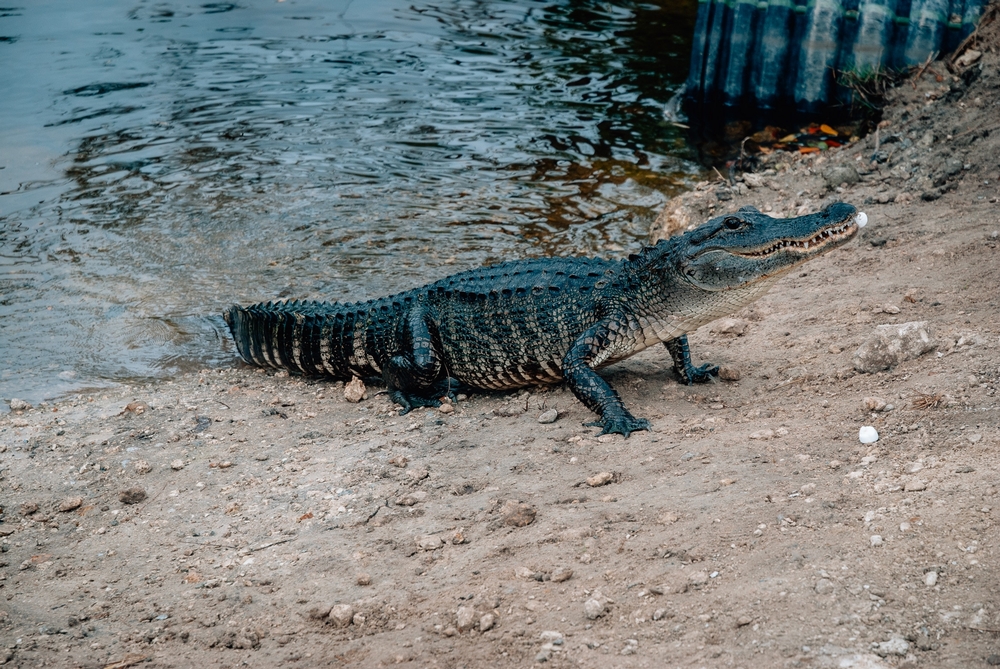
{"left": 2, "top": 34, "right": 1000, "bottom": 669}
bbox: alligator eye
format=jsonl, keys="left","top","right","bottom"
{"left": 723, "top": 217, "right": 744, "bottom": 230}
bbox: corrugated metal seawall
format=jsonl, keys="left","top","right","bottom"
{"left": 685, "top": 0, "right": 987, "bottom": 115}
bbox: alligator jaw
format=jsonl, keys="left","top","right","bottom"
{"left": 732, "top": 211, "right": 860, "bottom": 259}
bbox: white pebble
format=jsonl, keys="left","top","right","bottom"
{"left": 870, "top": 535, "right": 883, "bottom": 547}
{"left": 859, "top": 426, "right": 879, "bottom": 444}
{"left": 855, "top": 211, "right": 868, "bottom": 228}
{"left": 584, "top": 598, "right": 605, "bottom": 620}
{"left": 924, "top": 571, "right": 938, "bottom": 586}
{"left": 537, "top": 408, "right": 559, "bottom": 424}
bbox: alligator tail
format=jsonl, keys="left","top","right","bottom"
{"left": 224, "top": 300, "right": 353, "bottom": 378}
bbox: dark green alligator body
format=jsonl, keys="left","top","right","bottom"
{"left": 225, "top": 203, "right": 860, "bottom": 436}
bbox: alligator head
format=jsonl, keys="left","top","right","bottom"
{"left": 676, "top": 202, "right": 861, "bottom": 291}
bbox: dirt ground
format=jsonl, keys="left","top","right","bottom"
{"left": 3, "top": 18, "right": 1000, "bottom": 669}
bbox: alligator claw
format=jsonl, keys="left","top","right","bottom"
{"left": 683, "top": 363, "right": 719, "bottom": 385}
{"left": 584, "top": 415, "right": 651, "bottom": 438}
{"left": 391, "top": 391, "right": 442, "bottom": 415}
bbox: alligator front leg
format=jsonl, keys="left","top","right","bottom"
{"left": 563, "top": 320, "right": 650, "bottom": 438}
{"left": 664, "top": 335, "right": 719, "bottom": 385}
{"left": 384, "top": 307, "right": 445, "bottom": 414}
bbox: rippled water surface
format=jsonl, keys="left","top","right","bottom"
{"left": 0, "top": 0, "right": 701, "bottom": 403}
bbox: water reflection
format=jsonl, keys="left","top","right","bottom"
{"left": 0, "top": 0, "right": 701, "bottom": 404}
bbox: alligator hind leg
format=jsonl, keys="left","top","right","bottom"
{"left": 664, "top": 335, "right": 719, "bottom": 385}
{"left": 384, "top": 308, "right": 445, "bottom": 415}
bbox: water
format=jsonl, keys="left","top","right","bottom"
{"left": 0, "top": 0, "right": 701, "bottom": 405}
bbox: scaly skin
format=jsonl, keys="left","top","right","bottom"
{"left": 225, "top": 203, "right": 860, "bottom": 437}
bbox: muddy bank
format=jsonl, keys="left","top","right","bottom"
{"left": 2, "top": 22, "right": 1000, "bottom": 669}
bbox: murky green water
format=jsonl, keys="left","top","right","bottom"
{"left": 0, "top": 0, "right": 701, "bottom": 405}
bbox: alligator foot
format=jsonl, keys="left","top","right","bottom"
{"left": 664, "top": 335, "right": 719, "bottom": 385}
{"left": 430, "top": 377, "right": 469, "bottom": 403}
{"left": 584, "top": 414, "right": 651, "bottom": 439}
{"left": 681, "top": 362, "right": 719, "bottom": 385}
{"left": 391, "top": 391, "right": 442, "bottom": 415}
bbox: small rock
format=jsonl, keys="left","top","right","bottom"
{"left": 710, "top": 318, "right": 748, "bottom": 336}
{"left": 171, "top": 459, "right": 185, "bottom": 470}
{"left": 254, "top": 452, "right": 269, "bottom": 461}
{"left": 307, "top": 605, "right": 332, "bottom": 619}
{"left": 859, "top": 426, "right": 879, "bottom": 444}
{"left": 968, "top": 433, "right": 982, "bottom": 444}
{"left": 456, "top": 606, "right": 477, "bottom": 632}
{"left": 584, "top": 598, "right": 605, "bottom": 620}
{"left": 59, "top": 497, "right": 83, "bottom": 513}
{"left": 535, "top": 649, "right": 552, "bottom": 662}
{"left": 899, "top": 521, "right": 912, "bottom": 532}
{"left": 501, "top": 501, "right": 537, "bottom": 527}
{"left": 717, "top": 366, "right": 741, "bottom": 381}
{"left": 20, "top": 502, "right": 38, "bottom": 516}
{"left": 863, "top": 397, "right": 887, "bottom": 412}
{"left": 586, "top": 472, "right": 613, "bottom": 487}
{"left": 986, "top": 654, "right": 1000, "bottom": 666}
{"left": 396, "top": 491, "right": 428, "bottom": 507}
{"left": 449, "top": 529, "right": 467, "bottom": 545}
{"left": 924, "top": 571, "right": 938, "bottom": 586}
{"left": 8, "top": 398, "right": 31, "bottom": 411}
{"left": 540, "top": 630, "right": 564, "bottom": 644}
{"left": 407, "top": 468, "right": 429, "bottom": 482}
{"left": 749, "top": 429, "right": 774, "bottom": 441}
{"left": 688, "top": 571, "right": 709, "bottom": 586}
{"left": 736, "top": 615, "right": 752, "bottom": 627}
{"left": 655, "top": 572, "right": 690, "bottom": 594}
{"left": 537, "top": 409, "right": 559, "bottom": 424}
{"left": 853, "top": 321, "right": 936, "bottom": 373}
{"left": 356, "top": 573, "right": 371, "bottom": 586}
{"left": 388, "top": 455, "right": 408, "bottom": 468}
{"left": 416, "top": 535, "right": 444, "bottom": 551}
{"left": 133, "top": 459, "right": 152, "bottom": 475}
{"left": 123, "top": 401, "right": 148, "bottom": 414}
{"left": 815, "top": 578, "right": 834, "bottom": 595}
{"left": 874, "top": 634, "right": 909, "bottom": 657}
{"left": 437, "top": 403, "right": 454, "bottom": 414}
{"left": 955, "top": 49, "right": 982, "bottom": 68}
{"left": 870, "top": 535, "right": 884, "bottom": 547}
{"left": 904, "top": 479, "right": 927, "bottom": 492}
{"left": 479, "top": 613, "right": 495, "bottom": 632}
{"left": 118, "top": 487, "right": 147, "bottom": 505}
{"left": 653, "top": 609, "right": 666, "bottom": 621}
{"left": 828, "top": 344, "right": 843, "bottom": 354}
{"left": 800, "top": 483, "right": 817, "bottom": 495}
{"left": 344, "top": 376, "right": 366, "bottom": 403}
{"left": 328, "top": 604, "right": 355, "bottom": 628}
{"left": 352, "top": 613, "right": 366, "bottom": 626}
{"left": 515, "top": 566, "right": 537, "bottom": 580}
{"left": 822, "top": 164, "right": 860, "bottom": 189}
{"left": 551, "top": 566, "right": 573, "bottom": 583}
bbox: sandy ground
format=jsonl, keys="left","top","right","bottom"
{"left": 3, "top": 18, "right": 1000, "bottom": 669}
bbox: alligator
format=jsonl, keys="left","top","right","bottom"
{"left": 225, "top": 202, "right": 862, "bottom": 437}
